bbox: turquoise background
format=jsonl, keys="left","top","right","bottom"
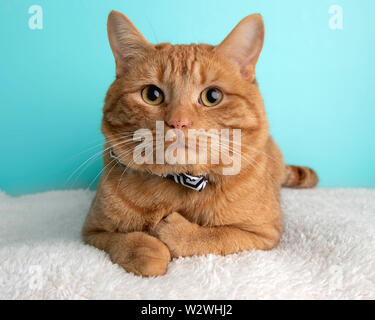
{"left": 0, "top": 0, "right": 374, "bottom": 195}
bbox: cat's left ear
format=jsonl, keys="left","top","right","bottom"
{"left": 107, "top": 11, "right": 154, "bottom": 77}
{"left": 215, "top": 14, "right": 265, "bottom": 81}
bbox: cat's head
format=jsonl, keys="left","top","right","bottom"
{"left": 102, "top": 11, "right": 269, "bottom": 177}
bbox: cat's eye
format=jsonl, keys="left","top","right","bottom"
{"left": 199, "top": 87, "right": 223, "bottom": 107}
{"left": 141, "top": 85, "right": 164, "bottom": 105}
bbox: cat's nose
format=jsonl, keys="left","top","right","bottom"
{"left": 167, "top": 118, "right": 192, "bottom": 130}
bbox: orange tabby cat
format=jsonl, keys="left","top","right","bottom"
{"left": 82, "top": 11, "right": 318, "bottom": 277}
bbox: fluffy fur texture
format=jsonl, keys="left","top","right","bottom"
{"left": 1, "top": 189, "right": 374, "bottom": 299}
{"left": 82, "top": 11, "right": 318, "bottom": 276}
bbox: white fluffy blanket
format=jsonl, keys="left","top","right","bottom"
{"left": 0, "top": 188, "right": 374, "bottom": 299}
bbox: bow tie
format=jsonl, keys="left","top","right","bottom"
{"left": 109, "top": 149, "right": 208, "bottom": 192}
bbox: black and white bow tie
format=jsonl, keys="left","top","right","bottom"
{"left": 109, "top": 149, "right": 208, "bottom": 192}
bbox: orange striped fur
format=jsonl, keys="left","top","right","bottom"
{"left": 283, "top": 165, "right": 318, "bottom": 188}
{"left": 82, "top": 11, "right": 318, "bottom": 276}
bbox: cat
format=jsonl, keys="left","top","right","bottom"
{"left": 82, "top": 11, "right": 318, "bottom": 277}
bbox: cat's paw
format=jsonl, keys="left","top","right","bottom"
{"left": 109, "top": 232, "right": 171, "bottom": 277}
{"left": 152, "top": 212, "right": 198, "bottom": 258}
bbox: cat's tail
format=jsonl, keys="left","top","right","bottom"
{"left": 282, "top": 164, "right": 318, "bottom": 188}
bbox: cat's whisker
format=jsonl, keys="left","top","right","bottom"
{"left": 113, "top": 145, "right": 153, "bottom": 198}
{"left": 209, "top": 143, "right": 277, "bottom": 206}
{"left": 68, "top": 139, "right": 135, "bottom": 181}
{"left": 212, "top": 142, "right": 270, "bottom": 184}
{"left": 67, "top": 134, "right": 134, "bottom": 161}
{"left": 89, "top": 145, "right": 141, "bottom": 207}
{"left": 112, "top": 141, "right": 155, "bottom": 193}
{"left": 86, "top": 145, "right": 136, "bottom": 190}
{"left": 197, "top": 132, "right": 279, "bottom": 164}
{"left": 217, "top": 142, "right": 279, "bottom": 200}
{"left": 219, "top": 137, "right": 279, "bottom": 163}
{"left": 114, "top": 153, "right": 145, "bottom": 194}
{"left": 66, "top": 138, "right": 141, "bottom": 187}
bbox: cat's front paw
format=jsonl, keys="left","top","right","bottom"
{"left": 108, "top": 232, "right": 171, "bottom": 277}
{"left": 152, "top": 212, "right": 199, "bottom": 258}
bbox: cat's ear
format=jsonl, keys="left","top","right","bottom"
{"left": 107, "top": 11, "right": 153, "bottom": 77}
{"left": 215, "top": 14, "right": 264, "bottom": 81}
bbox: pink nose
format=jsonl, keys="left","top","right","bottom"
{"left": 167, "top": 119, "right": 192, "bottom": 129}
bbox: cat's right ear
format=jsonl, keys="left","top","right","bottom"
{"left": 107, "top": 11, "right": 153, "bottom": 77}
